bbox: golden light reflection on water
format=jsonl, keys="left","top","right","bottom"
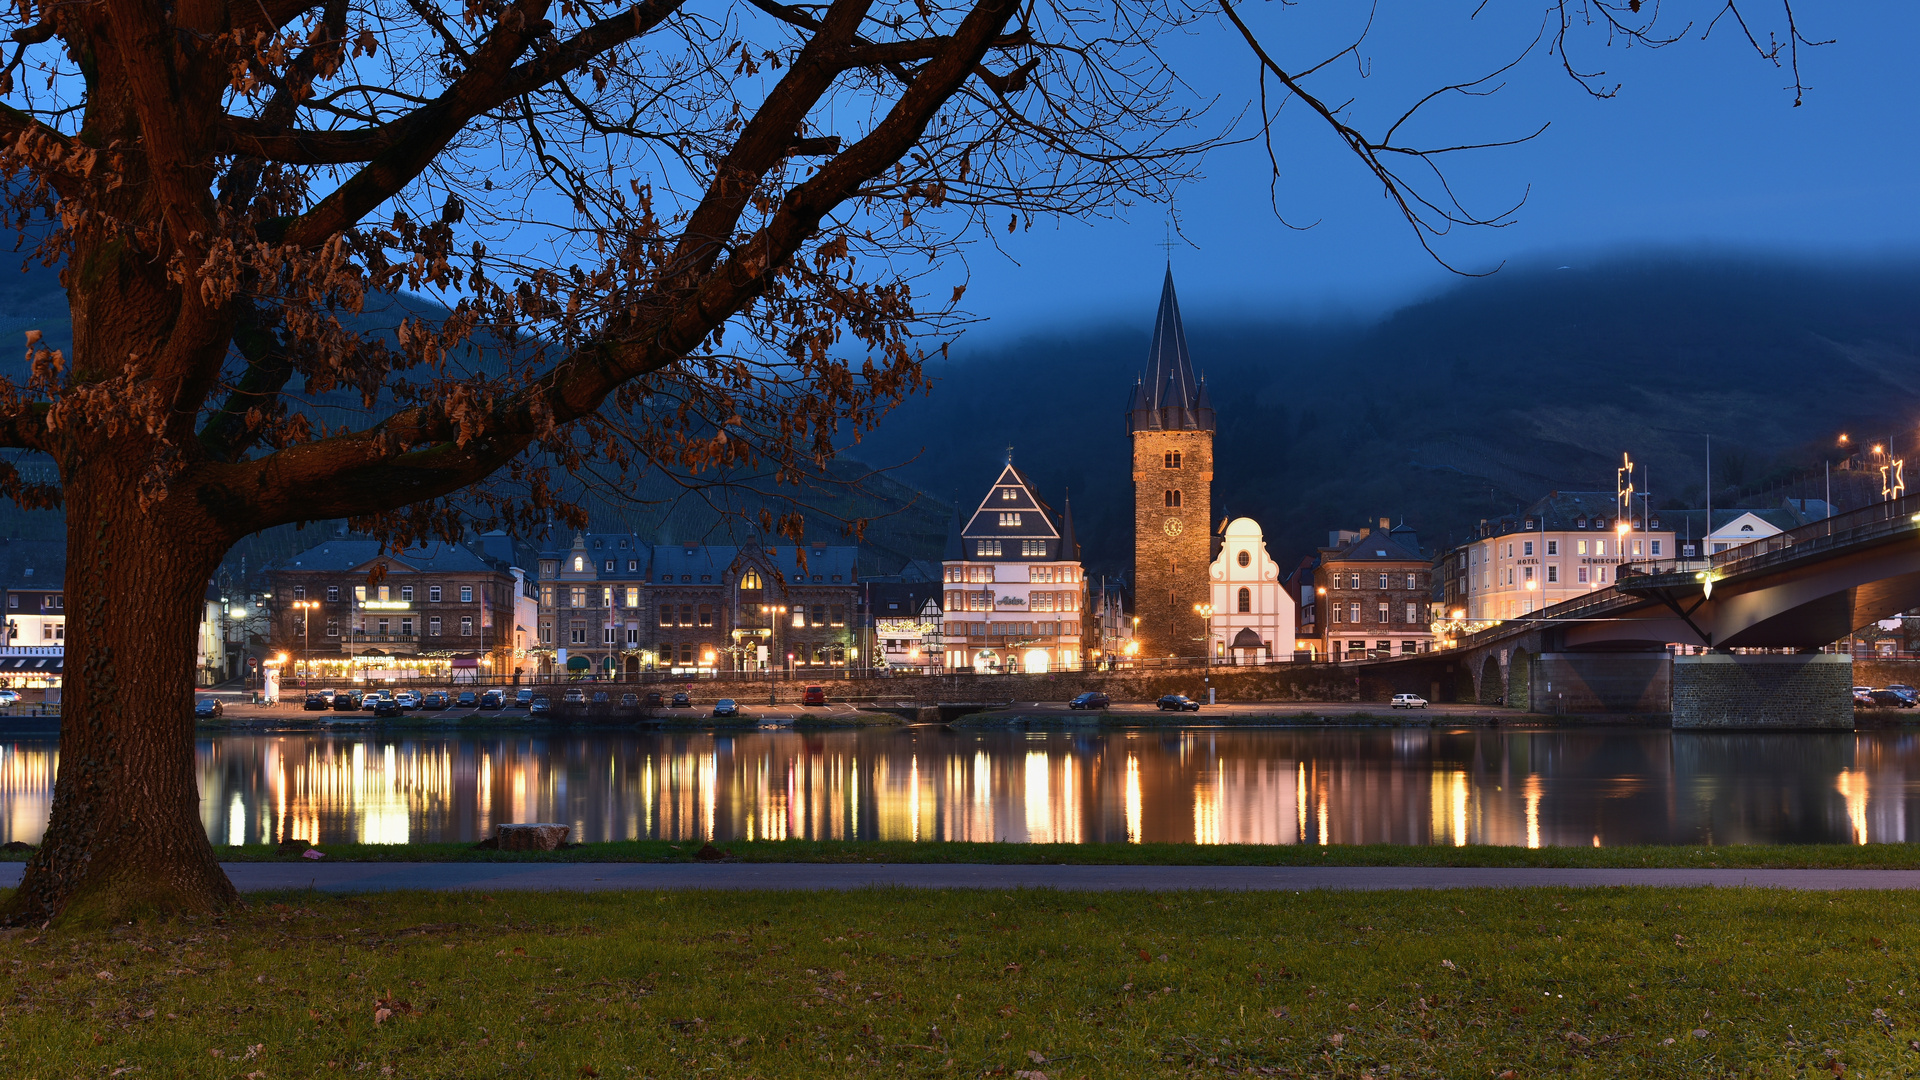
{"left": 6, "top": 729, "right": 1920, "bottom": 847}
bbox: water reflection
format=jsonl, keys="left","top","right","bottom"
{"left": 4, "top": 728, "right": 1920, "bottom": 847}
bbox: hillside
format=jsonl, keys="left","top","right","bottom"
{"left": 857, "top": 252, "right": 1920, "bottom": 574}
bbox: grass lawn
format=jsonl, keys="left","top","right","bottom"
{"left": 3, "top": 886, "right": 1918, "bottom": 1078}
{"left": 50, "top": 838, "right": 1920, "bottom": 869}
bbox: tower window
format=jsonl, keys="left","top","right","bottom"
{"left": 1237, "top": 587, "right": 1251, "bottom": 613}
{"left": 1164, "top": 451, "right": 1182, "bottom": 469}
{"left": 1164, "top": 489, "right": 1182, "bottom": 508}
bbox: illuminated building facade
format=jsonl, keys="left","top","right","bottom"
{"left": 1450, "top": 492, "right": 1675, "bottom": 623}
{"left": 1315, "top": 518, "right": 1434, "bottom": 662}
{"left": 942, "top": 460, "right": 1085, "bottom": 673}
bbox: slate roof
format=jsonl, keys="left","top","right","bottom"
{"left": 1321, "top": 528, "right": 1427, "bottom": 563}
{"left": 867, "top": 582, "right": 944, "bottom": 620}
{"left": 276, "top": 541, "right": 502, "bottom": 574}
{"left": 0, "top": 538, "right": 64, "bottom": 590}
{"left": 1126, "top": 267, "right": 1214, "bottom": 434}
{"left": 961, "top": 463, "right": 1065, "bottom": 542}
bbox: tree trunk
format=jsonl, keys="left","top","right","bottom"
{"left": 4, "top": 465, "right": 239, "bottom": 925}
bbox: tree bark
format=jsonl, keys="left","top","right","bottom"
{"left": 4, "top": 462, "right": 239, "bottom": 925}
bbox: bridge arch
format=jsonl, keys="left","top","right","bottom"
{"left": 1477, "top": 654, "right": 1503, "bottom": 705}
{"left": 1508, "top": 649, "right": 1532, "bottom": 712}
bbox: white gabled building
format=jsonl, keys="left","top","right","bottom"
{"left": 942, "top": 459, "right": 1085, "bottom": 673}
{"left": 1205, "top": 517, "right": 1296, "bottom": 664}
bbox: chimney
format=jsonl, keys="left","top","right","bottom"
{"left": 1378, "top": 516, "right": 1391, "bottom": 530}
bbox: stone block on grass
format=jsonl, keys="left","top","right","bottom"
{"left": 496, "top": 823, "right": 571, "bottom": 851}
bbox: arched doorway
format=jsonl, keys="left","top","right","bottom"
{"left": 1022, "top": 648, "right": 1051, "bottom": 674}
{"left": 973, "top": 650, "right": 1000, "bottom": 673}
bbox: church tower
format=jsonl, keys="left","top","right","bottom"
{"left": 1127, "top": 268, "right": 1214, "bottom": 657}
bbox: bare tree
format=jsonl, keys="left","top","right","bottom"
{"left": 0, "top": 0, "right": 1209, "bottom": 923}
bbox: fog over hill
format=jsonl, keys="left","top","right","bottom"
{"left": 856, "top": 252, "right": 1920, "bottom": 577}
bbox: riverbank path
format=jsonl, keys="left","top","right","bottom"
{"left": 4, "top": 864, "right": 1919, "bottom": 893}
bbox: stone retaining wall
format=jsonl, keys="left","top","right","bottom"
{"left": 1671, "top": 653, "right": 1853, "bottom": 729}
{"left": 640, "top": 665, "right": 1401, "bottom": 706}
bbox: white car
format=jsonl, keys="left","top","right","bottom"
{"left": 0, "top": 690, "right": 18, "bottom": 706}
{"left": 1390, "top": 693, "right": 1428, "bottom": 709}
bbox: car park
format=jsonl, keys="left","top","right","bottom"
{"left": 303, "top": 693, "right": 329, "bottom": 711}
{"left": 455, "top": 690, "right": 478, "bottom": 708}
{"left": 477, "top": 689, "right": 502, "bottom": 709}
{"left": 1390, "top": 693, "right": 1429, "bottom": 709}
{"left": 713, "top": 699, "right": 739, "bottom": 717}
{"left": 1067, "top": 692, "right": 1110, "bottom": 710}
{"left": 194, "top": 698, "right": 223, "bottom": 718}
{"left": 316, "top": 688, "right": 337, "bottom": 703}
{"left": 371, "top": 696, "right": 402, "bottom": 717}
{"left": 333, "top": 691, "right": 362, "bottom": 711}
{"left": 362, "top": 690, "right": 392, "bottom": 711}
{"left": 563, "top": 688, "right": 587, "bottom": 704}
{"left": 421, "top": 692, "right": 448, "bottom": 710}
{"left": 671, "top": 692, "right": 691, "bottom": 708}
{"left": 801, "top": 685, "right": 826, "bottom": 707}
{"left": 0, "top": 689, "right": 19, "bottom": 706}
{"left": 515, "top": 688, "right": 535, "bottom": 708}
{"left": 529, "top": 696, "right": 551, "bottom": 715}
{"left": 1155, "top": 694, "right": 1201, "bottom": 712}
{"left": 1854, "top": 686, "right": 1877, "bottom": 707}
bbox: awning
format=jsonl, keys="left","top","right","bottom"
{"left": 566, "top": 656, "right": 590, "bottom": 671}
{"left": 451, "top": 658, "right": 480, "bottom": 668}
{"left": 0, "top": 656, "right": 61, "bottom": 672}
{"left": 1231, "top": 628, "right": 1265, "bottom": 649}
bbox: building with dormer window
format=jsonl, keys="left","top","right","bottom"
{"left": 942, "top": 460, "right": 1084, "bottom": 673}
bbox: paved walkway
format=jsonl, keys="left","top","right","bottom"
{"left": 4, "top": 863, "right": 1920, "bottom": 893}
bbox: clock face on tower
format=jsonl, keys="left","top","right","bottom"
{"left": 1163, "top": 517, "right": 1184, "bottom": 537}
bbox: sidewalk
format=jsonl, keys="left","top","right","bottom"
{"left": 4, "top": 863, "right": 1918, "bottom": 893}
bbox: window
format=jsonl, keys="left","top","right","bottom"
{"left": 1000, "top": 487, "right": 1017, "bottom": 500}
{"left": 1595, "top": 541, "right": 1607, "bottom": 557}
{"left": 658, "top": 605, "right": 673, "bottom": 627}
{"left": 626, "top": 627, "right": 639, "bottom": 645}
{"left": 1237, "top": 587, "right": 1251, "bottom": 613}
{"left": 292, "top": 586, "right": 306, "bottom": 600}
{"left": 1546, "top": 541, "right": 1558, "bottom": 556}
{"left": 429, "top": 617, "right": 442, "bottom": 636}
{"left": 1577, "top": 567, "right": 1589, "bottom": 584}
{"left": 1348, "top": 574, "right": 1360, "bottom": 589}
{"left": 741, "top": 569, "right": 762, "bottom": 590}
{"left": 998, "top": 512, "right": 1022, "bottom": 526}
{"left": 573, "top": 556, "right": 584, "bottom": 572}
{"left": 1523, "top": 541, "right": 1534, "bottom": 556}
{"left": 600, "top": 586, "right": 612, "bottom": 607}
{"left": 628, "top": 560, "right": 639, "bottom": 571}
{"left": 1406, "top": 602, "right": 1419, "bottom": 623}
{"left": 1575, "top": 540, "right": 1588, "bottom": 556}
{"left": 457, "top": 616, "right": 471, "bottom": 636}
{"left": 539, "top": 622, "right": 553, "bottom": 643}
{"left": 680, "top": 605, "right": 695, "bottom": 627}
{"left": 830, "top": 605, "right": 846, "bottom": 626}
{"left": 354, "top": 586, "right": 367, "bottom": 602}
{"left": 1236, "top": 550, "right": 1250, "bottom": 568}
{"left": 792, "top": 609, "right": 805, "bottom": 628}
{"left": 625, "top": 586, "right": 639, "bottom": 608}
{"left": 325, "top": 620, "right": 338, "bottom": 637}
{"left": 1377, "top": 602, "right": 1390, "bottom": 623}
{"left": 1021, "top": 540, "right": 1046, "bottom": 556}
{"left": 1349, "top": 602, "right": 1360, "bottom": 623}
{"left": 460, "top": 585, "right": 474, "bottom": 603}
{"left": 1523, "top": 566, "right": 1534, "bottom": 582}
{"left": 811, "top": 604, "right": 827, "bottom": 626}
{"left": 605, "top": 626, "right": 617, "bottom": 644}
{"left": 605, "top": 560, "right": 615, "bottom": 572}
{"left": 1546, "top": 565, "right": 1559, "bottom": 583}
{"left": 976, "top": 540, "right": 1002, "bottom": 557}
{"left": 698, "top": 604, "right": 714, "bottom": 628}
{"left": 400, "top": 617, "right": 414, "bottom": 636}
{"left": 570, "top": 621, "right": 586, "bottom": 643}
{"left": 400, "top": 585, "right": 413, "bottom": 602}
{"left": 1405, "top": 573, "right": 1417, "bottom": 590}
{"left": 1596, "top": 566, "right": 1608, "bottom": 583}
{"left": 1164, "top": 489, "right": 1181, "bottom": 508}
{"left": 1377, "top": 574, "right": 1388, "bottom": 589}
{"left": 1164, "top": 450, "right": 1182, "bottom": 469}
{"left": 566, "top": 587, "right": 583, "bottom": 608}
{"left": 1633, "top": 540, "right": 1644, "bottom": 556}
{"left": 1505, "top": 544, "right": 1514, "bottom": 558}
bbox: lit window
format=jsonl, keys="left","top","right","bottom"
{"left": 741, "top": 569, "right": 762, "bottom": 590}
{"left": 625, "top": 586, "right": 639, "bottom": 607}
{"left": 1000, "top": 488, "right": 1017, "bottom": 500}
{"left": 1577, "top": 540, "right": 1588, "bottom": 556}
{"left": 573, "top": 556, "right": 584, "bottom": 572}
{"left": 569, "top": 587, "right": 586, "bottom": 607}
{"left": 1237, "top": 588, "right": 1251, "bottom": 613}
{"left": 998, "top": 512, "right": 1022, "bottom": 526}
{"left": 976, "top": 540, "right": 1002, "bottom": 557}
{"left": 460, "top": 585, "right": 473, "bottom": 603}
{"left": 1022, "top": 540, "right": 1045, "bottom": 556}
{"left": 460, "top": 616, "right": 474, "bottom": 636}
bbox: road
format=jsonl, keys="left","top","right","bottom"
{"left": 2, "top": 863, "right": 1914, "bottom": 893}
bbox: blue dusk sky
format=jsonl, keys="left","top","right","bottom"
{"left": 938, "top": 1, "right": 1920, "bottom": 337}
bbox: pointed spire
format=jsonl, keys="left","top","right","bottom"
{"left": 1061, "top": 488, "right": 1078, "bottom": 561}
{"left": 1127, "top": 266, "right": 1212, "bottom": 434}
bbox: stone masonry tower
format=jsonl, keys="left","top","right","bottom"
{"left": 1127, "top": 268, "right": 1215, "bottom": 657}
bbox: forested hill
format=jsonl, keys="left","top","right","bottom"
{"left": 855, "top": 253, "right": 1920, "bottom": 576}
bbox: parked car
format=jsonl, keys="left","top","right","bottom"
{"left": 421, "top": 692, "right": 448, "bottom": 710}
{"left": 643, "top": 691, "right": 663, "bottom": 707}
{"left": 591, "top": 691, "right": 610, "bottom": 704}
{"left": 801, "top": 685, "right": 826, "bottom": 707}
{"left": 316, "top": 688, "right": 338, "bottom": 703}
{"left": 1155, "top": 694, "right": 1200, "bottom": 712}
{"left": 479, "top": 689, "right": 505, "bottom": 709}
{"left": 1887, "top": 683, "right": 1917, "bottom": 695}
{"left": 333, "top": 691, "right": 362, "bottom": 711}
{"left": 1854, "top": 686, "right": 1877, "bottom": 707}
{"left": 194, "top": 698, "right": 224, "bottom": 718}
{"left": 0, "top": 689, "right": 20, "bottom": 706}
{"left": 394, "top": 691, "right": 420, "bottom": 710}
{"left": 713, "top": 699, "right": 739, "bottom": 717}
{"left": 528, "top": 696, "right": 551, "bottom": 716}
{"left": 362, "top": 690, "right": 392, "bottom": 711}
{"left": 671, "top": 691, "right": 691, "bottom": 708}
{"left": 619, "top": 693, "right": 639, "bottom": 707}
{"left": 303, "top": 693, "right": 329, "bottom": 711}
{"left": 562, "top": 688, "right": 587, "bottom": 704}
{"left": 1390, "top": 693, "right": 1429, "bottom": 710}
{"left": 371, "top": 696, "right": 402, "bottom": 717}
{"left": 455, "top": 690, "right": 478, "bottom": 708}
{"left": 1869, "top": 688, "right": 1917, "bottom": 708}
{"left": 1067, "top": 691, "right": 1110, "bottom": 710}
{"left": 515, "top": 688, "right": 535, "bottom": 708}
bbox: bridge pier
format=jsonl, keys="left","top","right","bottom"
{"left": 1527, "top": 653, "right": 1671, "bottom": 714}
{"left": 1670, "top": 653, "right": 1854, "bottom": 730}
